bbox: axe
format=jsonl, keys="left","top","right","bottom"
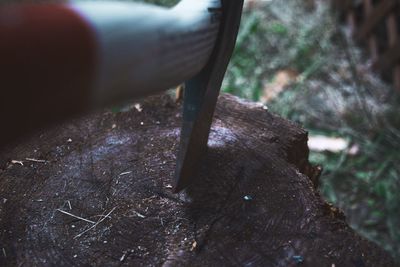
{"left": 0, "top": 0, "right": 244, "bottom": 192}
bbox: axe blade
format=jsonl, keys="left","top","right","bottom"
{"left": 174, "top": 0, "right": 244, "bottom": 193}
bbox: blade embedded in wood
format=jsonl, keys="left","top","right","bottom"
{"left": 174, "top": 0, "right": 244, "bottom": 192}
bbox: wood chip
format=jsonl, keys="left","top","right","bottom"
{"left": 56, "top": 209, "right": 95, "bottom": 224}
{"left": 190, "top": 241, "right": 197, "bottom": 251}
{"left": 74, "top": 207, "right": 116, "bottom": 239}
{"left": 308, "top": 135, "right": 348, "bottom": 153}
{"left": 11, "top": 160, "right": 23, "bottom": 166}
{"left": 120, "top": 252, "right": 127, "bottom": 262}
{"left": 25, "top": 158, "right": 47, "bottom": 163}
{"left": 133, "top": 211, "right": 146, "bottom": 218}
{"left": 134, "top": 103, "right": 143, "bottom": 112}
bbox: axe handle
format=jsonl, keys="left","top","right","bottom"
{"left": 0, "top": 0, "right": 221, "bottom": 147}
{"left": 0, "top": 5, "right": 95, "bottom": 147}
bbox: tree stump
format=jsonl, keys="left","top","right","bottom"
{"left": 0, "top": 94, "right": 396, "bottom": 266}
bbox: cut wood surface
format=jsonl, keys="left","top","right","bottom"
{"left": 0, "top": 94, "right": 396, "bottom": 266}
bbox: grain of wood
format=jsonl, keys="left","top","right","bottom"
{"left": 0, "top": 94, "right": 396, "bottom": 266}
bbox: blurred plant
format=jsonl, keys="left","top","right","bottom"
{"left": 223, "top": 0, "right": 334, "bottom": 101}
{"left": 250, "top": 0, "right": 400, "bottom": 259}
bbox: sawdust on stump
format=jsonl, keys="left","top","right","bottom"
{"left": 0, "top": 94, "right": 396, "bottom": 266}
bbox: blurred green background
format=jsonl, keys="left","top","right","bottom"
{"left": 138, "top": 0, "right": 400, "bottom": 260}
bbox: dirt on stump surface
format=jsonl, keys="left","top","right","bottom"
{"left": 0, "top": 93, "right": 396, "bottom": 267}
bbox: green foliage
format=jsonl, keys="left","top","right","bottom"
{"left": 223, "top": 1, "right": 334, "bottom": 100}
{"left": 310, "top": 143, "right": 400, "bottom": 256}
{"left": 271, "top": 62, "right": 400, "bottom": 257}
{"left": 268, "top": 22, "right": 288, "bottom": 35}
{"left": 223, "top": 11, "right": 265, "bottom": 100}
{"left": 224, "top": 0, "right": 400, "bottom": 260}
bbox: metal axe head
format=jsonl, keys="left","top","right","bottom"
{"left": 174, "top": 0, "right": 244, "bottom": 193}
